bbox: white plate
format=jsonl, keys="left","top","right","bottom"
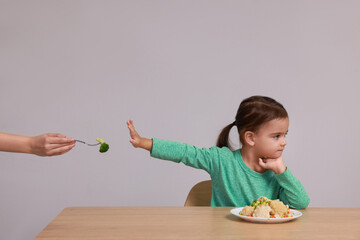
{"left": 230, "top": 207, "right": 302, "bottom": 223}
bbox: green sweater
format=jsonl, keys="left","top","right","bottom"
{"left": 150, "top": 138, "right": 310, "bottom": 208}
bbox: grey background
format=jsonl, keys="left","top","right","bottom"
{"left": 1, "top": 0, "right": 359, "bottom": 239}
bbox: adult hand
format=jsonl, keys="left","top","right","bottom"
{"left": 30, "top": 133, "right": 76, "bottom": 156}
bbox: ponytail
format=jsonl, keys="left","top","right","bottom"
{"left": 216, "top": 122, "right": 236, "bottom": 150}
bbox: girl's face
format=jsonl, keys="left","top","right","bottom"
{"left": 253, "top": 117, "right": 289, "bottom": 159}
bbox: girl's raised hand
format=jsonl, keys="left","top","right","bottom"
{"left": 127, "top": 119, "right": 142, "bottom": 148}
{"left": 127, "top": 119, "right": 153, "bottom": 151}
{"left": 258, "top": 156, "right": 287, "bottom": 175}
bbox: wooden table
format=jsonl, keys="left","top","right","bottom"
{"left": 34, "top": 207, "right": 360, "bottom": 240}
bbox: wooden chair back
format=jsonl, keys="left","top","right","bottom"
{"left": 184, "top": 180, "right": 212, "bottom": 206}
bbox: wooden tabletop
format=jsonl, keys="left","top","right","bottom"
{"left": 35, "top": 207, "right": 360, "bottom": 240}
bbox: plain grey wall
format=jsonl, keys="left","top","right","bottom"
{"left": 1, "top": 0, "right": 359, "bottom": 239}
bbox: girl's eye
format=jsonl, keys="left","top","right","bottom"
{"left": 273, "top": 135, "right": 280, "bottom": 139}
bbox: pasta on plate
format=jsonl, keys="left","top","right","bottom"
{"left": 240, "top": 196, "right": 294, "bottom": 218}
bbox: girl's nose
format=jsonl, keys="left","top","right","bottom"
{"left": 281, "top": 138, "right": 287, "bottom": 146}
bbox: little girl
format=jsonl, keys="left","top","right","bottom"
{"left": 127, "top": 96, "right": 310, "bottom": 208}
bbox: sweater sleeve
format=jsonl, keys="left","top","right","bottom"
{"left": 275, "top": 168, "right": 310, "bottom": 209}
{"left": 150, "top": 138, "right": 220, "bottom": 173}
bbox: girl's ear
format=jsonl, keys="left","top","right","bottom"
{"left": 244, "top": 131, "right": 255, "bottom": 146}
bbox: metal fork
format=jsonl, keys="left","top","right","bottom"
{"left": 75, "top": 140, "right": 101, "bottom": 146}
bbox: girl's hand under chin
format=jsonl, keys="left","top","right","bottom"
{"left": 258, "top": 156, "right": 287, "bottom": 174}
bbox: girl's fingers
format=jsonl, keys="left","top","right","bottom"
{"left": 259, "top": 158, "right": 269, "bottom": 168}
{"left": 127, "top": 121, "right": 138, "bottom": 136}
{"left": 259, "top": 158, "right": 265, "bottom": 166}
{"left": 129, "top": 120, "right": 135, "bottom": 129}
{"left": 127, "top": 119, "right": 140, "bottom": 147}
{"left": 127, "top": 120, "right": 133, "bottom": 129}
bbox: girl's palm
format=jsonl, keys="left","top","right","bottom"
{"left": 127, "top": 119, "right": 141, "bottom": 148}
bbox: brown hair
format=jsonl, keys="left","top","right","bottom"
{"left": 216, "top": 96, "right": 288, "bottom": 150}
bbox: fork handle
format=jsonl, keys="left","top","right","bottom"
{"left": 75, "top": 140, "right": 100, "bottom": 146}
